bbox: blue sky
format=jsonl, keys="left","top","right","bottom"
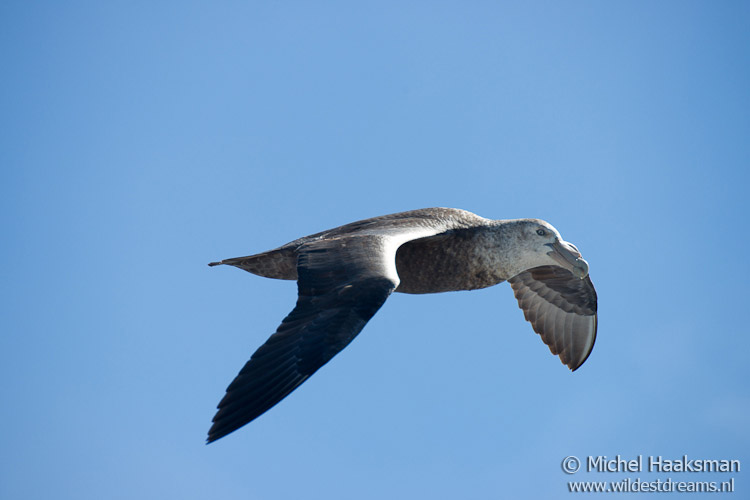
{"left": 2, "top": 1, "right": 748, "bottom": 498}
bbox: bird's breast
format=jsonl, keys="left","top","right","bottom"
{"left": 393, "top": 230, "right": 505, "bottom": 294}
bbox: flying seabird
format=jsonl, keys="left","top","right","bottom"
{"left": 207, "top": 207, "right": 597, "bottom": 442}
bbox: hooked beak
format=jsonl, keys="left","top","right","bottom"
{"left": 545, "top": 240, "right": 589, "bottom": 279}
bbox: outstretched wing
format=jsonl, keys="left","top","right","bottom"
{"left": 208, "top": 235, "right": 404, "bottom": 443}
{"left": 509, "top": 265, "right": 597, "bottom": 371}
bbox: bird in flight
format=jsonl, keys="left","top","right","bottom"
{"left": 207, "top": 207, "right": 597, "bottom": 442}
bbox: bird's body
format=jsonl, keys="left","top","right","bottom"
{"left": 208, "top": 208, "right": 597, "bottom": 442}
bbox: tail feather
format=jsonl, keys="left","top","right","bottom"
{"left": 208, "top": 248, "right": 298, "bottom": 280}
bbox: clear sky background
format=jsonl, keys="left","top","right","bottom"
{"left": 2, "top": 2, "right": 749, "bottom": 499}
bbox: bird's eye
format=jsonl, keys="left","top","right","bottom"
{"left": 536, "top": 229, "right": 546, "bottom": 236}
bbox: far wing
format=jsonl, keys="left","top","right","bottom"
{"left": 509, "top": 265, "right": 597, "bottom": 371}
{"left": 208, "top": 235, "right": 401, "bottom": 442}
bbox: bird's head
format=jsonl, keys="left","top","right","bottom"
{"left": 506, "top": 219, "right": 589, "bottom": 279}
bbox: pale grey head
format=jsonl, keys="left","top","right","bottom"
{"left": 493, "top": 218, "right": 590, "bottom": 280}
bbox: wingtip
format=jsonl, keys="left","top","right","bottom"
{"left": 208, "top": 261, "right": 222, "bottom": 267}
{"left": 206, "top": 428, "right": 224, "bottom": 443}
{"left": 567, "top": 349, "right": 593, "bottom": 372}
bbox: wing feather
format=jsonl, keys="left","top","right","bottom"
{"left": 509, "top": 265, "right": 598, "bottom": 371}
{"left": 207, "top": 236, "right": 400, "bottom": 442}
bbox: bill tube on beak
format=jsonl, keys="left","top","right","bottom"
{"left": 546, "top": 240, "right": 589, "bottom": 279}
